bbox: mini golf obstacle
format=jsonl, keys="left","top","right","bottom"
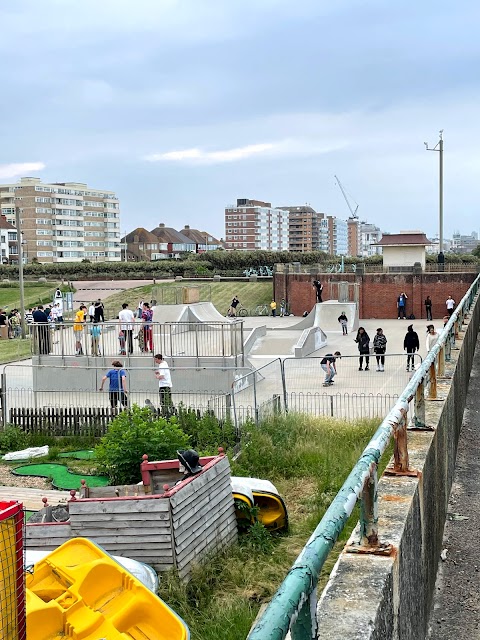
{"left": 12, "top": 463, "right": 108, "bottom": 491}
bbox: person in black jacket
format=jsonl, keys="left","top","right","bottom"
{"left": 32, "top": 305, "right": 51, "bottom": 354}
{"left": 403, "top": 324, "right": 420, "bottom": 371}
{"left": 354, "top": 327, "right": 370, "bottom": 371}
{"left": 373, "top": 328, "right": 387, "bottom": 372}
{"left": 94, "top": 299, "right": 105, "bottom": 323}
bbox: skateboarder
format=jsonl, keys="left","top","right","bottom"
{"left": 321, "top": 351, "right": 341, "bottom": 386}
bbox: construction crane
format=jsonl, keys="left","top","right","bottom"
{"left": 334, "top": 175, "right": 359, "bottom": 219}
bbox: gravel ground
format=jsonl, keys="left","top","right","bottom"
{"left": 0, "top": 462, "right": 50, "bottom": 489}
{"left": 427, "top": 334, "right": 480, "bottom": 638}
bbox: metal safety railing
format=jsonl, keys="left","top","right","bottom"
{"left": 248, "top": 273, "right": 480, "bottom": 639}
{"left": 27, "top": 320, "right": 245, "bottom": 367}
{"left": 231, "top": 354, "right": 424, "bottom": 425}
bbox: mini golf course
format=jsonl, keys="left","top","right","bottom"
{"left": 12, "top": 463, "right": 109, "bottom": 490}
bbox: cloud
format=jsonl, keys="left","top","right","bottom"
{"left": 144, "top": 139, "right": 348, "bottom": 165}
{"left": 0, "top": 162, "right": 46, "bottom": 179}
{"left": 145, "top": 143, "right": 275, "bottom": 164}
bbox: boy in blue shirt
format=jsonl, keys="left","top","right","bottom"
{"left": 99, "top": 361, "right": 128, "bottom": 409}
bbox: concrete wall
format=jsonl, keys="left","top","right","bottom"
{"left": 383, "top": 245, "right": 426, "bottom": 269}
{"left": 31, "top": 355, "right": 251, "bottom": 394}
{"left": 316, "top": 290, "right": 480, "bottom": 639}
{"left": 274, "top": 271, "right": 478, "bottom": 319}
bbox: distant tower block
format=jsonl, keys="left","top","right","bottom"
{"left": 182, "top": 287, "right": 200, "bottom": 304}
{"left": 338, "top": 281, "right": 350, "bottom": 303}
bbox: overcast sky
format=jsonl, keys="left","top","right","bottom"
{"left": 1, "top": 0, "right": 479, "bottom": 240}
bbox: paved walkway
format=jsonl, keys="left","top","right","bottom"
{"left": 72, "top": 279, "right": 157, "bottom": 304}
{"left": 0, "top": 486, "right": 73, "bottom": 511}
{"left": 427, "top": 334, "right": 480, "bottom": 638}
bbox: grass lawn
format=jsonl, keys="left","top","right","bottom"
{"left": 0, "top": 284, "right": 66, "bottom": 312}
{"left": 157, "top": 414, "right": 393, "bottom": 640}
{"left": 0, "top": 338, "right": 31, "bottom": 364}
{"left": 102, "top": 281, "right": 273, "bottom": 318}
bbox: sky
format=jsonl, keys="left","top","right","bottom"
{"left": 1, "top": 0, "right": 479, "bottom": 240}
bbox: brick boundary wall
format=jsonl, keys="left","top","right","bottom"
{"left": 274, "top": 271, "right": 478, "bottom": 319}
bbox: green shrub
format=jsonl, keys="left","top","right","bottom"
{"left": 0, "top": 426, "right": 28, "bottom": 453}
{"left": 95, "top": 405, "right": 189, "bottom": 484}
{"left": 176, "top": 407, "right": 237, "bottom": 453}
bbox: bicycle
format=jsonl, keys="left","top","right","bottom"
{"left": 254, "top": 304, "right": 269, "bottom": 316}
{"left": 226, "top": 305, "right": 248, "bottom": 317}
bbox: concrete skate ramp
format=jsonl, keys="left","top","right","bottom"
{"left": 187, "top": 302, "right": 231, "bottom": 324}
{"left": 153, "top": 304, "right": 190, "bottom": 323}
{"left": 283, "top": 302, "right": 358, "bottom": 333}
{"left": 153, "top": 302, "right": 229, "bottom": 325}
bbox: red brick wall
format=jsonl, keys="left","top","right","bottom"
{"left": 274, "top": 271, "right": 477, "bottom": 319}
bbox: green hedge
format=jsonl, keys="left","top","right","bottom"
{"left": 2, "top": 249, "right": 478, "bottom": 280}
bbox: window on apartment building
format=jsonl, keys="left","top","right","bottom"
{"left": 36, "top": 230, "right": 53, "bottom": 235}
{"left": 84, "top": 201, "right": 104, "bottom": 207}
{"left": 36, "top": 218, "right": 52, "bottom": 225}
{"left": 36, "top": 208, "right": 52, "bottom": 214}
{"left": 36, "top": 240, "right": 52, "bottom": 246}
{"left": 35, "top": 197, "right": 52, "bottom": 203}
{"left": 37, "top": 251, "right": 54, "bottom": 257}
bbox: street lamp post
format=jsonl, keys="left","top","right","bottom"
{"left": 424, "top": 130, "right": 444, "bottom": 261}
{"left": 15, "top": 206, "right": 26, "bottom": 339}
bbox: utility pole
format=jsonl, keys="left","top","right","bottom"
{"left": 424, "top": 130, "right": 444, "bottom": 261}
{"left": 15, "top": 206, "right": 26, "bottom": 339}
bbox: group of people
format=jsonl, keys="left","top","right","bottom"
{"left": 0, "top": 308, "right": 22, "bottom": 339}
{"left": 397, "top": 293, "right": 456, "bottom": 320}
{"left": 0, "top": 302, "right": 64, "bottom": 343}
{"left": 321, "top": 321, "right": 444, "bottom": 386}
{"left": 72, "top": 300, "right": 155, "bottom": 357}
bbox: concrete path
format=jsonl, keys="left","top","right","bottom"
{"left": 72, "top": 279, "right": 157, "bottom": 304}
{"left": 427, "top": 334, "right": 480, "bottom": 638}
{"left": 0, "top": 486, "right": 73, "bottom": 511}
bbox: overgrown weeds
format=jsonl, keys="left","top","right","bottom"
{"left": 158, "top": 413, "right": 392, "bottom": 640}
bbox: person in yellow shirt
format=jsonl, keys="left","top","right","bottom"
{"left": 73, "top": 305, "right": 86, "bottom": 355}
{"left": 270, "top": 299, "right": 277, "bottom": 317}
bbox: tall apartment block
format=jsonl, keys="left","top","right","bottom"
{"left": 0, "top": 177, "right": 121, "bottom": 262}
{"left": 326, "top": 216, "right": 348, "bottom": 256}
{"left": 224, "top": 199, "right": 289, "bottom": 251}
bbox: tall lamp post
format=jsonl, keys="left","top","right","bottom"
{"left": 14, "top": 206, "right": 26, "bottom": 339}
{"left": 424, "top": 130, "right": 444, "bottom": 263}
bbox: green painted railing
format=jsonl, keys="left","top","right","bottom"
{"left": 248, "top": 274, "right": 480, "bottom": 640}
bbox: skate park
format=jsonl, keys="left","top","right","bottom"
{"left": 2, "top": 281, "right": 439, "bottom": 428}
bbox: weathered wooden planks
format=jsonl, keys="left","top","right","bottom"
{"left": 26, "top": 455, "right": 238, "bottom": 578}
{"left": 170, "top": 456, "right": 237, "bottom": 577}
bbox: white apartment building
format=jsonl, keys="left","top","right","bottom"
{"left": 0, "top": 177, "right": 121, "bottom": 262}
{"left": 224, "top": 199, "right": 289, "bottom": 251}
{"left": 360, "top": 222, "right": 382, "bottom": 257}
{"left": 0, "top": 215, "right": 18, "bottom": 263}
